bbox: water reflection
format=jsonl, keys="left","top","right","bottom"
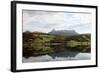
{"left": 49, "top": 50, "right": 79, "bottom": 59}
{"left": 22, "top": 51, "right": 90, "bottom": 63}
{"left": 23, "top": 44, "right": 91, "bottom": 63}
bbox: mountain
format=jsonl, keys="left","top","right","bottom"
{"left": 49, "top": 29, "right": 78, "bottom": 36}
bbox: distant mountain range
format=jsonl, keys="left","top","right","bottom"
{"left": 24, "top": 29, "right": 78, "bottom": 36}
{"left": 49, "top": 29, "right": 78, "bottom": 36}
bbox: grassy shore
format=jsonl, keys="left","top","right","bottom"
{"left": 23, "top": 32, "right": 91, "bottom": 57}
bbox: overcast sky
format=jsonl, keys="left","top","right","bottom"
{"left": 23, "top": 10, "right": 91, "bottom": 34}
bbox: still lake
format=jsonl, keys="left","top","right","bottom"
{"left": 22, "top": 50, "right": 91, "bottom": 63}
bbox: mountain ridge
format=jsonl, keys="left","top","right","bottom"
{"left": 48, "top": 29, "right": 78, "bottom": 36}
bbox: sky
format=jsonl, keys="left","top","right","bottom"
{"left": 22, "top": 10, "right": 92, "bottom": 34}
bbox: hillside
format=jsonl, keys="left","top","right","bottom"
{"left": 23, "top": 31, "right": 91, "bottom": 57}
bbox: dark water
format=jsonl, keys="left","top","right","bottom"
{"left": 22, "top": 50, "right": 91, "bottom": 63}
{"left": 23, "top": 43, "right": 91, "bottom": 63}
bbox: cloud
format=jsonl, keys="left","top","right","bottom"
{"left": 23, "top": 10, "right": 91, "bottom": 33}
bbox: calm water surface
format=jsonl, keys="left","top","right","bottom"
{"left": 22, "top": 50, "right": 91, "bottom": 63}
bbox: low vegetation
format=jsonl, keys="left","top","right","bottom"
{"left": 23, "top": 31, "right": 91, "bottom": 58}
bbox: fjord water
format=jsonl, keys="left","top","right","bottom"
{"left": 23, "top": 48, "right": 91, "bottom": 63}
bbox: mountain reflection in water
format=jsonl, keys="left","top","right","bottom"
{"left": 22, "top": 50, "right": 91, "bottom": 63}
